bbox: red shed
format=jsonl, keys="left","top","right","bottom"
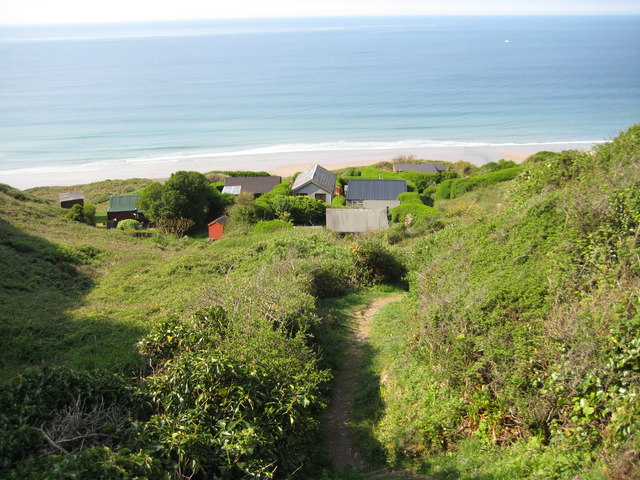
{"left": 208, "top": 215, "right": 228, "bottom": 241}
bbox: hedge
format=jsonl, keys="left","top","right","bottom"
{"left": 434, "top": 166, "right": 524, "bottom": 200}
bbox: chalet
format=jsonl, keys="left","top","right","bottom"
{"left": 291, "top": 165, "right": 337, "bottom": 204}
{"left": 326, "top": 208, "right": 389, "bottom": 234}
{"left": 222, "top": 176, "right": 282, "bottom": 196}
{"left": 345, "top": 179, "right": 407, "bottom": 208}
{"left": 393, "top": 163, "right": 447, "bottom": 174}
{"left": 58, "top": 191, "right": 84, "bottom": 209}
{"left": 107, "top": 194, "right": 145, "bottom": 227}
{"left": 208, "top": 215, "right": 228, "bottom": 241}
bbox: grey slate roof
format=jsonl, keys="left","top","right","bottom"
{"left": 107, "top": 194, "right": 141, "bottom": 213}
{"left": 346, "top": 179, "right": 407, "bottom": 201}
{"left": 224, "top": 176, "right": 281, "bottom": 194}
{"left": 394, "top": 163, "right": 447, "bottom": 173}
{"left": 291, "top": 165, "right": 336, "bottom": 193}
{"left": 58, "top": 191, "right": 84, "bottom": 202}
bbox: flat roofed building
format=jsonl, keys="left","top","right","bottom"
{"left": 326, "top": 208, "right": 389, "bottom": 233}
{"left": 58, "top": 191, "right": 84, "bottom": 209}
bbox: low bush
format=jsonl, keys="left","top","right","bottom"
{"left": 116, "top": 219, "right": 139, "bottom": 230}
{"left": 350, "top": 236, "right": 407, "bottom": 286}
{"left": 434, "top": 167, "right": 523, "bottom": 199}
{"left": 390, "top": 192, "right": 442, "bottom": 223}
{"left": 253, "top": 219, "right": 293, "bottom": 234}
{"left": 270, "top": 195, "right": 326, "bottom": 225}
{"left": 331, "top": 195, "right": 346, "bottom": 206}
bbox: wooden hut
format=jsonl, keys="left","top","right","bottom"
{"left": 107, "top": 194, "right": 145, "bottom": 227}
{"left": 58, "top": 191, "right": 84, "bottom": 209}
{"left": 208, "top": 215, "right": 228, "bottom": 241}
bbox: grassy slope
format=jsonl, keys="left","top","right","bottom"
{"left": 0, "top": 184, "right": 366, "bottom": 380}
{"left": 355, "top": 126, "right": 640, "bottom": 478}
{"left": 26, "top": 178, "right": 153, "bottom": 208}
{"left": 3, "top": 127, "right": 639, "bottom": 477}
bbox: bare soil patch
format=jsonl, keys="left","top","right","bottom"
{"left": 323, "top": 295, "right": 403, "bottom": 472}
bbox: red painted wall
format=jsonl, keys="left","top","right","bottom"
{"left": 208, "top": 222, "right": 224, "bottom": 240}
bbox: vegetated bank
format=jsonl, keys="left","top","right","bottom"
{"left": 0, "top": 178, "right": 407, "bottom": 478}
{"left": 356, "top": 125, "right": 640, "bottom": 479}
{"left": 1, "top": 125, "right": 638, "bottom": 479}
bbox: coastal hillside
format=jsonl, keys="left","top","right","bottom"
{"left": 0, "top": 125, "right": 638, "bottom": 478}
{"left": 356, "top": 125, "right": 640, "bottom": 478}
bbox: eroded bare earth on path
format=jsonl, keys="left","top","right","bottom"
{"left": 323, "top": 295, "right": 403, "bottom": 472}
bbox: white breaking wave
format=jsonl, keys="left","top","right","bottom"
{"left": 0, "top": 139, "right": 603, "bottom": 178}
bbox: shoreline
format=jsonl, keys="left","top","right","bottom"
{"left": 1, "top": 141, "right": 599, "bottom": 190}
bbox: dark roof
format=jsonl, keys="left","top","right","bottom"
{"left": 346, "top": 179, "right": 407, "bottom": 201}
{"left": 394, "top": 163, "right": 447, "bottom": 173}
{"left": 209, "top": 215, "right": 229, "bottom": 226}
{"left": 107, "top": 194, "right": 141, "bottom": 213}
{"left": 223, "top": 176, "right": 281, "bottom": 194}
{"left": 58, "top": 191, "right": 84, "bottom": 202}
{"left": 291, "top": 165, "right": 336, "bottom": 193}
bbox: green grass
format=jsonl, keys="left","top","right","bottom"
{"left": 433, "top": 180, "right": 512, "bottom": 217}
{"left": 26, "top": 178, "right": 154, "bottom": 210}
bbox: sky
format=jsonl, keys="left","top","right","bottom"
{"left": 1, "top": 0, "right": 639, "bottom": 25}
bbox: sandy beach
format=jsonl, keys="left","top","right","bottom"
{"left": 1, "top": 142, "right": 599, "bottom": 190}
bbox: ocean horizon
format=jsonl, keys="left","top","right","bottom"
{"left": 1, "top": 16, "right": 638, "bottom": 187}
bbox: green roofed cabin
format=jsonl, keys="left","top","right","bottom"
{"left": 107, "top": 194, "right": 146, "bottom": 227}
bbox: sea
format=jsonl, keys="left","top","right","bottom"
{"left": 0, "top": 16, "right": 639, "bottom": 187}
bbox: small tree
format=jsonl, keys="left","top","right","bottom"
{"left": 64, "top": 204, "right": 96, "bottom": 226}
{"left": 138, "top": 171, "right": 223, "bottom": 229}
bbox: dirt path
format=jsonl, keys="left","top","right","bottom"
{"left": 323, "top": 295, "right": 403, "bottom": 472}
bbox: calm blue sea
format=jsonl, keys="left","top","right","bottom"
{"left": 0, "top": 16, "right": 639, "bottom": 174}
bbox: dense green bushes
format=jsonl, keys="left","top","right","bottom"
{"left": 253, "top": 219, "right": 293, "bottom": 234}
{"left": 390, "top": 192, "right": 441, "bottom": 223}
{"left": 434, "top": 166, "right": 523, "bottom": 199}
{"left": 64, "top": 203, "right": 96, "bottom": 226}
{"left": 350, "top": 237, "right": 407, "bottom": 286}
{"left": 361, "top": 125, "right": 640, "bottom": 477}
{"left": 138, "top": 171, "right": 226, "bottom": 228}
{"left": 270, "top": 195, "right": 326, "bottom": 225}
{"left": 116, "top": 219, "right": 139, "bottom": 230}
{"left": 331, "top": 195, "right": 346, "bottom": 206}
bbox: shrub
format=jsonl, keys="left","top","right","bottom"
{"left": 474, "top": 159, "right": 517, "bottom": 175}
{"left": 350, "top": 236, "right": 407, "bottom": 286}
{"left": 64, "top": 204, "right": 96, "bottom": 226}
{"left": 253, "top": 219, "right": 293, "bottom": 234}
{"left": 0, "top": 367, "right": 148, "bottom": 472}
{"left": 226, "top": 192, "right": 265, "bottom": 225}
{"left": 138, "top": 171, "right": 223, "bottom": 227}
{"left": 331, "top": 195, "right": 346, "bottom": 206}
{"left": 116, "top": 219, "right": 139, "bottom": 230}
{"left": 435, "top": 167, "right": 523, "bottom": 199}
{"left": 270, "top": 195, "right": 326, "bottom": 225}
{"left": 390, "top": 192, "right": 442, "bottom": 223}
{"left": 156, "top": 217, "right": 195, "bottom": 237}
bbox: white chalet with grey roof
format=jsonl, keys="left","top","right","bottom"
{"left": 291, "top": 164, "right": 336, "bottom": 204}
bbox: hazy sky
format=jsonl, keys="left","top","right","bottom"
{"left": 1, "top": 0, "right": 639, "bottom": 25}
